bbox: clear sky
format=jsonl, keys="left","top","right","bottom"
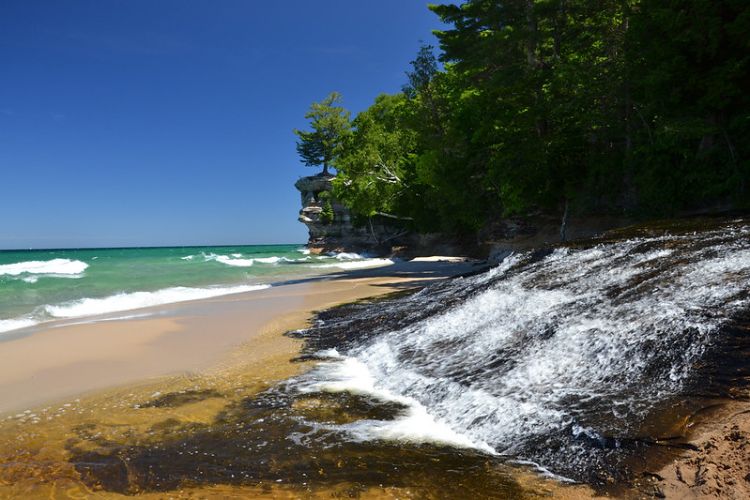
{"left": 0, "top": 0, "right": 445, "bottom": 249}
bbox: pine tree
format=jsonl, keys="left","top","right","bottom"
{"left": 294, "top": 92, "right": 351, "bottom": 176}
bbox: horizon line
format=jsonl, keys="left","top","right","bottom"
{"left": 0, "top": 242, "right": 307, "bottom": 252}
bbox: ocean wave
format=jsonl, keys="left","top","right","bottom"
{"left": 314, "top": 258, "right": 394, "bottom": 270}
{"left": 0, "top": 318, "right": 39, "bottom": 335}
{"left": 215, "top": 255, "right": 255, "bottom": 267}
{"left": 0, "top": 258, "right": 88, "bottom": 277}
{"left": 331, "top": 252, "right": 365, "bottom": 260}
{"left": 201, "top": 253, "right": 255, "bottom": 267}
{"left": 255, "top": 256, "right": 281, "bottom": 264}
{"left": 297, "top": 248, "right": 311, "bottom": 255}
{"left": 202, "top": 253, "right": 305, "bottom": 267}
{"left": 45, "top": 284, "right": 270, "bottom": 319}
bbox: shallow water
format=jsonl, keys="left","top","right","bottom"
{"left": 0, "top": 361, "right": 559, "bottom": 499}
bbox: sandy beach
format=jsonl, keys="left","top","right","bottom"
{"left": 0, "top": 259, "right": 478, "bottom": 415}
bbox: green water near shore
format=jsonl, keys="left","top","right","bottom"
{"left": 0, "top": 245, "right": 377, "bottom": 335}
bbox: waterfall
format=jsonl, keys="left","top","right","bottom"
{"left": 293, "top": 219, "right": 750, "bottom": 481}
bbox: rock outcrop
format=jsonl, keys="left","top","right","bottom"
{"left": 295, "top": 173, "right": 633, "bottom": 258}
{"left": 295, "top": 173, "right": 406, "bottom": 254}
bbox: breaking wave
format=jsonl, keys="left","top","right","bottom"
{"left": 0, "top": 258, "right": 88, "bottom": 277}
{"left": 0, "top": 318, "right": 39, "bottom": 335}
{"left": 45, "top": 284, "right": 270, "bottom": 319}
{"left": 314, "top": 258, "right": 394, "bottom": 270}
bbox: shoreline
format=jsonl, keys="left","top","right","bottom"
{"left": 0, "top": 258, "right": 480, "bottom": 416}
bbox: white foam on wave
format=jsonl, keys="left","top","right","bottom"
{"left": 0, "top": 258, "right": 88, "bottom": 277}
{"left": 0, "top": 318, "right": 38, "bottom": 334}
{"left": 299, "top": 355, "right": 494, "bottom": 453}
{"left": 216, "top": 255, "right": 255, "bottom": 267}
{"left": 297, "top": 248, "right": 311, "bottom": 255}
{"left": 255, "top": 256, "right": 281, "bottom": 264}
{"left": 314, "top": 258, "right": 394, "bottom": 270}
{"left": 202, "top": 253, "right": 255, "bottom": 267}
{"left": 180, "top": 255, "right": 195, "bottom": 261}
{"left": 45, "top": 284, "right": 270, "bottom": 319}
{"left": 332, "top": 252, "right": 365, "bottom": 260}
{"left": 202, "top": 253, "right": 305, "bottom": 267}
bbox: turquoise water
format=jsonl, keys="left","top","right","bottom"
{"left": 0, "top": 245, "right": 382, "bottom": 334}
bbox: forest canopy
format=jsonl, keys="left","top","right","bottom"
{"left": 296, "top": 0, "right": 750, "bottom": 235}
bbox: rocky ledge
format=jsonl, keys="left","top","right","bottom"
{"left": 294, "top": 173, "right": 408, "bottom": 254}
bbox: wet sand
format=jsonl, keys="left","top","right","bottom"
{"left": 0, "top": 259, "right": 479, "bottom": 415}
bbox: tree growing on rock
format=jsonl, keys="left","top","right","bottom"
{"left": 294, "top": 92, "right": 351, "bottom": 176}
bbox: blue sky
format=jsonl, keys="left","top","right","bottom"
{"left": 0, "top": 0, "right": 445, "bottom": 249}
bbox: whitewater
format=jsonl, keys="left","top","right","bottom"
{"left": 288, "top": 219, "right": 750, "bottom": 483}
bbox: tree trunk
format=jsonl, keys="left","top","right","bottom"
{"left": 560, "top": 198, "right": 570, "bottom": 242}
{"left": 368, "top": 216, "right": 380, "bottom": 245}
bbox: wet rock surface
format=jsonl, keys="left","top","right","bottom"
{"left": 291, "top": 217, "right": 750, "bottom": 492}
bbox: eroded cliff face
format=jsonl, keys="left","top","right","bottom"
{"left": 294, "top": 174, "right": 632, "bottom": 258}
{"left": 295, "top": 174, "right": 401, "bottom": 254}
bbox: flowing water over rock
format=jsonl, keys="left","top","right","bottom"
{"left": 291, "top": 217, "right": 750, "bottom": 484}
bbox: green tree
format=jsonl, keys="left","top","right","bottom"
{"left": 628, "top": 0, "right": 750, "bottom": 212}
{"left": 403, "top": 43, "right": 439, "bottom": 99}
{"left": 294, "top": 92, "right": 351, "bottom": 175}
{"left": 319, "top": 0, "right": 750, "bottom": 239}
{"left": 333, "top": 93, "right": 420, "bottom": 221}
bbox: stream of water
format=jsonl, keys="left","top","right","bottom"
{"left": 291, "top": 217, "right": 750, "bottom": 484}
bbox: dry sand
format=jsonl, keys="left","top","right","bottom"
{"left": 651, "top": 401, "right": 750, "bottom": 499}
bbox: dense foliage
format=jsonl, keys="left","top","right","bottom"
{"left": 297, "top": 1, "right": 750, "bottom": 234}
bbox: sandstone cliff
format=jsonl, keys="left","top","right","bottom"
{"left": 294, "top": 174, "right": 633, "bottom": 258}
{"left": 294, "top": 174, "right": 408, "bottom": 254}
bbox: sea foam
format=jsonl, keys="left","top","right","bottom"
{"left": 315, "top": 258, "right": 394, "bottom": 270}
{"left": 215, "top": 255, "right": 256, "bottom": 267}
{"left": 0, "top": 318, "right": 39, "bottom": 334}
{"left": 299, "top": 354, "right": 494, "bottom": 452}
{"left": 45, "top": 284, "right": 270, "bottom": 319}
{"left": 0, "top": 258, "right": 88, "bottom": 277}
{"left": 204, "top": 254, "right": 301, "bottom": 267}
